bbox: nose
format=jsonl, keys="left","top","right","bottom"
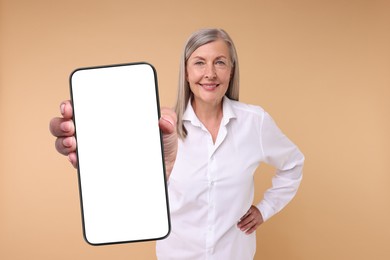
{"left": 204, "top": 63, "right": 216, "bottom": 79}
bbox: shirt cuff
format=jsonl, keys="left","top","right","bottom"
{"left": 256, "top": 200, "right": 275, "bottom": 222}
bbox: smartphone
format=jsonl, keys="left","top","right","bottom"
{"left": 70, "top": 62, "right": 170, "bottom": 245}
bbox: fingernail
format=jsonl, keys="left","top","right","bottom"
{"left": 60, "top": 103, "right": 65, "bottom": 115}
{"left": 60, "top": 122, "right": 71, "bottom": 132}
{"left": 62, "top": 137, "right": 72, "bottom": 147}
{"left": 161, "top": 116, "right": 174, "bottom": 126}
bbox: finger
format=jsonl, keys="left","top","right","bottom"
{"left": 159, "top": 116, "right": 175, "bottom": 134}
{"left": 159, "top": 107, "right": 177, "bottom": 134}
{"left": 49, "top": 117, "right": 75, "bottom": 137}
{"left": 68, "top": 152, "right": 78, "bottom": 168}
{"left": 55, "top": 136, "right": 77, "bottom": 155}
{"left": 241, "top": 217, "right": 255, "bottom": 229}
{"left": 238, "top": 208, "right": 252, "bottom": 223}
{"left": 242, "top": 216, "right": 259, "bottom": 232}
{"left": 237, "top": 214, "right": 255, "bottom": 229}
{"left": 60, "top": 100, "right": 73, "bottom": 119}
{"left": 240, "top": 208, "right": 251, "bottom": 220}
{"left": 158, "top": 107, "right": 178, "bottom": 179}
{"left": 245, "top": 223, "right": 258, "bottom": 235}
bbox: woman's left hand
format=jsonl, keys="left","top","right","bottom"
{"left": 237, "top": 205, "right": 264, "bottom": 235}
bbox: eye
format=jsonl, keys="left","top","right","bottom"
{"left": 194, "top": 61, "right": 205, "bottom": 66}
{"left": 215, "top": 60, "right": 228, "bottom": 67}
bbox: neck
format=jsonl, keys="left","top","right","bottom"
{"left": 192, "top": 98, "right": 223, "bottom": 124}
{"left": 191, "top": 97, "right": 223, "bottom": 144}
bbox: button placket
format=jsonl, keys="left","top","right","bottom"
{"left": 206, "top": 136, "right": 217, "bottom": 255}
{"left": 204, "top": 120, "right": 228, "bottom": 258}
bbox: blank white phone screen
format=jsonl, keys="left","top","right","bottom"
{"left": 70, "top": 63, "right": 170, "bottom": 245}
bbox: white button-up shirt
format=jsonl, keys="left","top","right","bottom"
{"left": 156, "top": 97, "right": 304, "bottom": 260}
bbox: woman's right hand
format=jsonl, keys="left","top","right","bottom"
{"left": 49, "top": 100, "right": 77, "bottom": 167}
{"left": 49, "top": 100, "right": 178, "bottom": 179}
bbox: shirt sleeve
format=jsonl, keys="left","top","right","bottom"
{"left": 256, "top": 112, "right": 305, "bottom": 222}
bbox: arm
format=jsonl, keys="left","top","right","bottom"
{"left": 256, "top": 112, "right": 305, "bottom": 222}
{"left": 237, "top": 112, "right": 304, "bottom": 234}
{"left": 49, "top": 100, "right": 178, "bottom": 179}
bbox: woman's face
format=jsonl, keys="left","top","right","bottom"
{"left": 186, "top": 39, "right": 232, "bottom": 108}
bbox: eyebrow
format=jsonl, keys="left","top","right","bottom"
{"left": 191, "top": 55, "right": 228, "bottom": 60}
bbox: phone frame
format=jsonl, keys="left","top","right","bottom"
{"left": 69, "top": 62, "right": 171, "bottom": 246}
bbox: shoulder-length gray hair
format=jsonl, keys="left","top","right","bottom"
{"left": 174, "top": 28, "right": 240, "bottom": 139}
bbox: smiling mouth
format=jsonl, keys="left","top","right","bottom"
{"left": 199, "top": 83, "right": 220, "bottom": 90}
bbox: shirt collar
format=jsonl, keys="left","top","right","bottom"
{"left": 182, "top": 96, "right": 237, "bottom": 127}
{"left": 182, "top": 98, "right": 202, "bottom": 127}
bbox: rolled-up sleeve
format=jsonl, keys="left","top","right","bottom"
{"left": 256, "top": 112, "right": 305, "bottom": 221}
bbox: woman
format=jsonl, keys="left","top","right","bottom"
{"left": 50, "top": 28, "right": 304, "bottom": 260}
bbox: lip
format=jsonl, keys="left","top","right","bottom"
{"left": 199, "top": 83, "right": 220, "bottom": 90}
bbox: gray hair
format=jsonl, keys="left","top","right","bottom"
{"left": 174, "top": 28, "right": 240, "bottom": 139}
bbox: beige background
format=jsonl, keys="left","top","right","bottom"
{"left": 1, "top": 0, "right": 389, "bottom": 259}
